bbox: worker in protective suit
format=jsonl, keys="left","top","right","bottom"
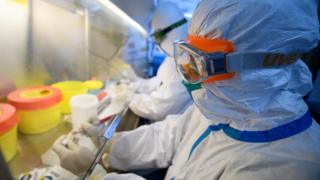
{"left": 128, "top": 2, "right": 192, "bottom": 122}
{"left": 52, "top": 0, "right": 320, "bottom": 179}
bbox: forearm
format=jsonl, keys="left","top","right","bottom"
{"left": 108, "top": 117, "right": 181, "bottom": 171}
{"left": 129, "top": 85, "right": 191, "bottom": 121}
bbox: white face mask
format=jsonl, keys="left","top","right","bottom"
{"left": 191, "top": 60, "right": 312, "bottom": 130}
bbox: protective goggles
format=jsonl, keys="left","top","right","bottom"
{"left": 151, "top": 18, "right": 187, "bottom": 45}
{"left": 174, "top": 36, "right": 300, "bottom": 84}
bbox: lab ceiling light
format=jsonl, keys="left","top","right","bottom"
{"left": 97, "top": 0, "right": 148, "bottom": 37}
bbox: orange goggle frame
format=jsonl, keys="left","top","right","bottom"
{"left": 174, "top": 35, "right": 235, "bottom": 84}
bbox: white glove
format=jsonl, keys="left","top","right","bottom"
{"left": 79, "top": 122, "right": 105, "bottom": 147}
{"left": 52, "top": 135, "right": 95, "bottom": 175}
{"left": 79, "top": 124, "right": 119, "bottom": 169}
{"left": 107, "top": 84, "right": 135, "bottom": 101}
{"left": 121, "top": 68, "right": 140, "bottom": 82}
{"left": 128, "top": 81, "right": 140, "bottom": 92}
{"left": 89, "top": 164, "right": 108, "bottom": 180}
{"left": 71, "top": 131, "right": 98, "bottom": 152}
{"left": 19, "top": 166, "right": 78, "bottom": 180}
{"left": 41, "top": 148, "right": 61, "bottom": 166}
{"left": 102, "top": 173, "right": 146, "bottom": 180}
{"left": 119, "top": 69, "right": 144, "bottom": 92}
{"left": 42, "top": 125, "right": 95, "bottom": 167}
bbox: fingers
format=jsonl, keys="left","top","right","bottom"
{"left": 55, "top": 135, "right": 67, "bottom": 143}
{"left": 67, "top": 132, "right": 79, "bottom": 143}
{"left": 70, "top": 128, "right": 81, "bottom": 135}
{"left": 52, "top": 134, "right": 80, "bottom": 155}
{"left": 88, "top": 117, "right": 99, "bottom": 125}
{"left": 67, "top": 136, "right": 80, "bottom": 151}
{"left": 52, "top": 142, "right": 70, "bottom": 157}
{"left": 52, "top": 135, "right": 71, "bottom": 157}
{"left": 81, "top": 122, "right": 100, "bottom": 137}
{"left": 100, "top": 153, "right": 110, "bottom": 170}
{"left": 53, "top": 135, "right": 67, "bottom": 146}
{"left": 101, "top": 153, "right": 108, "bottom": 161}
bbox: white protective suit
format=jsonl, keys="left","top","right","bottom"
{"left": 129, "top": 2, "right": 192, "bottom": 121}
{"left": 105, "top": 0, "right": 320, "bottom": 179}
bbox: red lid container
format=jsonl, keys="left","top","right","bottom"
{"left": 8, "top": 86, "right": 62, "bottom": 111}
{"left": 0, "top": 104, "right": 19, "bottom": 135}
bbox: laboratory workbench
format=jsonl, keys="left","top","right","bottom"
{"left": 8, "top": 109, "right": 140, "bottom": 179}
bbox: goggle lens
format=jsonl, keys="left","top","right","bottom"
{"left": 174, "top": 43, "right": 204, "bottom": 84}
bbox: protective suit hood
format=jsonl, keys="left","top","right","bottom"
{"left": 152, "top": 2, "right": 188, "bottom": 56}
{"left": 189, "top": 0, "right": 319, "bottom": 52}
{"left": 188, "top": 0, "right": 319, "bottom": 130}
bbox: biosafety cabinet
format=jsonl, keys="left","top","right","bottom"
{"left": 0, "top": 0, "right": 149, "bottom": 94}
{"left": 0, "top": 0, "right": 149, "bottom": 177}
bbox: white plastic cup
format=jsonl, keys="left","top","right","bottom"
{"left": 70, "top": 94, "right": 98, "bottom": 129}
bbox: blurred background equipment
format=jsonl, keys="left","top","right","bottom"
{"left": 0, "top": 0, "right": 150, "bottom": 95}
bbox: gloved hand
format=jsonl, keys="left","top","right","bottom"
{"left": 121, "top": 68, "right": 140, "bottom": 82}
{"left": 128, "top": 81, "right": 140, "bottom": 93}
{"left": 79, "top": 128, "right": 121, "bottom": 171}
{"left": 52, "top": 135, "right": 95, "bottom": 175}
{"left": 119, "top": 71, "right": 144, "bottom": 93}
{"left": 19, "top": 166, "right": 78, "bottom": 180}
{"left": 79, "top": 122, "right": 105, "bottom": 147}
{"left": 89, "top": 164, "right": 108, "bottom": 180}
{"left": 107, "top": 84, "right": 135, "bottom": 101}
{"left": 100, "top": 153, "right": 111, "bottom": 170}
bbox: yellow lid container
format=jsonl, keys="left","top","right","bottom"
{"left": 52, "top": 81, "right": 88, "bottom": 114}
{"left": 84, "top": 80, "right": 104, "bottom": 94}
{"left": 0, "top": 103, "right": 20, "bottom": 162}
{"left": 8, "top": 86, "right": 62, "bottom": 134}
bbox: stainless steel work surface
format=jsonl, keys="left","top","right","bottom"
{"left": 8, "top": 121, "right": 71, "bottom": 178}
